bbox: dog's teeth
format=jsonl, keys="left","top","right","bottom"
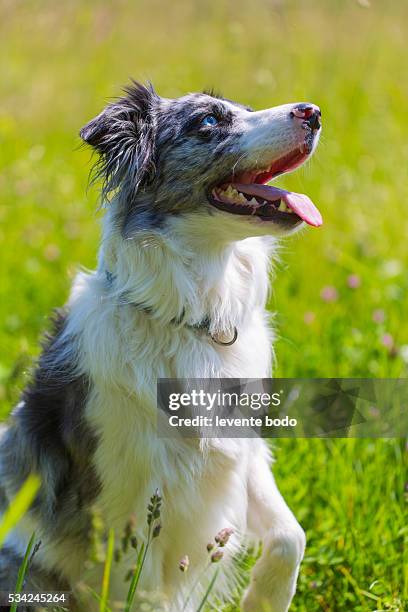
{"left": 278, "top": 201, "right": 291, "bottom": 212}
{"left": 215, "top": 185, "right": 273, "bottom": 208}
{"left": 278, "top": 201, "right": 294, "bottom": 213}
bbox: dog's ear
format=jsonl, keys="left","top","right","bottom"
{"left": 80, "top": 81, "right": 158, "bottom": 200}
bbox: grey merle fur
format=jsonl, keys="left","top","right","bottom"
{"left": 0, "top": 311, "right": 100, "bottom": 592}
{"left": 81, "top": 81, "right": 253, "bottom": 236}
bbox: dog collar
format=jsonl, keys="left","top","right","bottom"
{"left": 193, "top": 318, "right": 238, "bottom": 346}
{"left": 105, "top": 270, "right": 238, "bottom": 346}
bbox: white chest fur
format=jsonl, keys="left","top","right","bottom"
{"left": 65, "top": 232, "right": 276, "bottom": 603}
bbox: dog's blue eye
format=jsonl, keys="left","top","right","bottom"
{"left": 201, "top": 114, "right": 218, "bottom": 127}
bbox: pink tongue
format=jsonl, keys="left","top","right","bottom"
{"left": 232, "top": 183, "right": 322, "bottom": 227}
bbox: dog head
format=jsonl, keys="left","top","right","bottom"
{"left": 81, "top": 82, "right": 322, "bottom": 243}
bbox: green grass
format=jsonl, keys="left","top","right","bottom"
{"left": 0, "top": 475, "right": 40, "bottom": 548}
{"left": 0, "top": 0, "right": 406, "bottom": 610}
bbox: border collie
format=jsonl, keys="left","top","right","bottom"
{"left": 0, "top": 82, "right": 322, "bottom": 611}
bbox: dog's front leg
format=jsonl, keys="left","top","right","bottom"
{"left": 242, "top": 444, "right": 306, "bottom": 612}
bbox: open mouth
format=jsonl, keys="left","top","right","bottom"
{"left": 209, "top": 149, "right": 322, "bottom": 228}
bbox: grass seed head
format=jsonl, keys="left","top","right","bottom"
{"left": 214, "top": 527, "right": 234, "bottom": 547}
{"left": 152, "top": 522, "right": 162, "bottom": 538}
{"left": 147, "top": 489, "right": 162, "bottom": 526}
{"left": 179, "top": 555, "right": 190, "bottom": 572}
{"left": 211, "top": 549, "right": 224, "bottom": 563}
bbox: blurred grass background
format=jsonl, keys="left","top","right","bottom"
{"left": 0, "top": 0, "right": 406, "bottom": 610}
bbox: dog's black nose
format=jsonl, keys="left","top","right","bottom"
{"left": 290, "top": 103, "right": 321, "bottom": 131}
